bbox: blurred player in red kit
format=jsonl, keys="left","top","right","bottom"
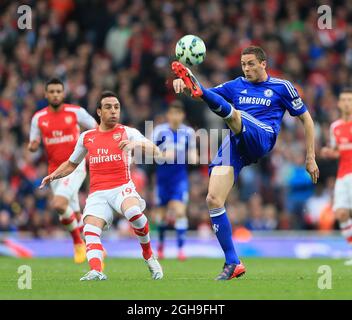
{"left": 321, "top": 88, "right": 352, "bottom": 266}
{"left": 28, "top": 78, "right": 97, "bottom": 263}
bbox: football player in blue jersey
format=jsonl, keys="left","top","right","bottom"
{"left": 152, "top": 100, "right": 197, "bottom": 260}
{"left": 172, "top": 45, "right": 319, "bottom": 280}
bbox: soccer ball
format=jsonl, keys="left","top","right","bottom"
{"left": 175, "top": 35, "right": 206, "bottom": 67}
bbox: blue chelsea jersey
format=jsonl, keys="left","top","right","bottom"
{"left": 153, "top": 123, "right": 196, "bottom": 184}
{"left": 210, "top": 76, "right": 307, "bottom": 136}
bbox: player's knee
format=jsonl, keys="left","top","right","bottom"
{"left": 225, "top": 110, "right": 242, "bottom": 134}
{"left": 206, "top": 193, "right": 224, "bottom": 209}
{"left": 52, "top": 198, "right": 67, "bottom": 214}
{"left": 124, "top": 205, "right": 148, "bottom": 229}
{"left": 231, "top": 109, "right": 241, "bottom": 122}
{"left": 335, "top": 209, "right": 350, "bottom": 222}
{"left": 175, "top": 210, "right": 186, "bottom": 219}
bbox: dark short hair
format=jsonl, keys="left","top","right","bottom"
{"left": 98, "top": 91, "right": 119, "bottom": 109}
{"left": 168, "top": 100, "right": 185, "bottom": 112}
{"left": 45, "top": 78, "right": 64, "bottom": 90}
{"left": 340, "top": 88, "right": 352, "bottom": 95}
{"left": 241, "top": 46, "right": 267, "bottom": 62}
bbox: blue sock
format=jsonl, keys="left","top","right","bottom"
{"left": 209, "top": 207, "right": 240, "bottom": 265}
{"left": 158, "top": 222, "right": 167, "bottom": 247}
{"left": 175, "top": 217, "right": 188, "bottom": 250}
{"left": 176, "top": 229, "right": 186, "bottom": 249}
{"left": 200, "top": 84, "right": 234, "bottom": 119}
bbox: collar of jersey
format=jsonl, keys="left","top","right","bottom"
{"left": 97, "top": 124, "right": 121, "bottom": 133}
{"left": 48, "top": 103, "right": 66, "bottom": 112}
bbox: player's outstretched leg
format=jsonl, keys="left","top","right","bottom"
{"left": 207, "top": 166, "right": 246, "bottom": 280}
{"left": 172, "top": 61, "right": 234, "bottom": 119}
{"left": 172, "top": 61, "right": 203, "bottom": 97}
{"left": 80, "top": 223, "right": 107, "bottom": 281}
{"left": 125, "top": 205, "right": 163, "bottom": 279}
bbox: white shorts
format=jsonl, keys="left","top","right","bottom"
{"left": 83, "top": 181, "right": 146, "bottom": 229}
{"left": 50, "top": 160, "right": 87, "bottom": 212}
{"left": 333, "top": 174, "right": 352, "bottom": 211}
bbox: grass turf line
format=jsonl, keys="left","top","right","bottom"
{"left": 0, "top": 257, "right": 351, "bottom": 299}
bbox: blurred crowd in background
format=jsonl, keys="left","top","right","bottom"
{"left": 0, "top": 0, "right": 351, "bottom": 237}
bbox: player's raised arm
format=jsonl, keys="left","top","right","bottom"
{"left": 119, "top": 137, "right": 162, "bottom": 159}
{"left": 121, "top": 126, "right": 163, "bottom": 159}
{"left": 298, "top": 111, "right": 320, "bottom": 184}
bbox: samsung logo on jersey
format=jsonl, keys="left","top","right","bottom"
{"left": 239, "top": 96, "right": 271, "bottom": 106}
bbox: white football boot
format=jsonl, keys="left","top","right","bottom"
{"left": 80, "top": 270, "right": 107, "bottom": 281}
{"left": 145, "top": 255, "right": 163, "bottom": 280}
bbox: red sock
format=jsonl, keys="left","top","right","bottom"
{"left": 74, "top": 212, "right": 84, "bottom": 233}
{"left": 89, "top": 257, "right": 102, "bottom": 272}
{"left": 71, "top": 228, "right": 83, "bottom": 245}
{"left": 84, "top": 224, "right": 104, "bottom": 272}
{"left": 133, "top": 223, "right": 152, "bottom": 260}
{"left": 141, "top": 242, "right": 153, "bottom": 260}
{"left": 126, "top": 207, "right": 153, "bottom": 260}
{"left": 60, "top": 213, "right": 83, "bottom": 245}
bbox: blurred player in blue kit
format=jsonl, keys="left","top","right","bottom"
{"left": 152, "top": 100, "right": 197, "bottom": 260}
{"left": 172, "top": 45, "right": 319, "bottom": 280}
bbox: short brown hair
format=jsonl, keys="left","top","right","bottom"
{"left": 97, "top": 91, "right": 118, "bottom": 109}
{"left": 340, "top": 88, "right": 352, "bottom": 95}
{"left": 168, "top": 100, "right": 185, "bottom": 112}
{"left": 45, "top": 78, "right": 64, "bottom": 90}
{"left": 241, "top": 46, "right": 267, "bottom": 62}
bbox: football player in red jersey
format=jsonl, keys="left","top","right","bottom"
{"left": 40, "top": 91, "right": 163, "bottom": 281}
{"left": 28, "top": 78, "right": 97, "bottom": 263}
{"left": 321, "top": 88, "right": 352, "bottom": 265}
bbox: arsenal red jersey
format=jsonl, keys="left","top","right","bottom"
{"left": 69, "top": 124, "right": 148, "bottom": 194}
{"left": 330, "top": 119, "right": 352, "bottom": 178}
{"left": 30, "top": 104, "right": 96, "bottom": 174}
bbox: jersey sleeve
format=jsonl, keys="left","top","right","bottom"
{"left": 29, "top": 115, "right": 41, "bottom": 142}
{"left": 76, "top": 108, "right": 97, "bottom": 129}
{"left": 69, "top": 132, "right": 88, "bottom": 164}
{"left": 126, "top": 127, "right": 149, "bottom": 143}
{"left": 279, "top": 81, "right": 308, "bottom": 116}
{"left": 329, "top": 124, "right": 337, "bottom": 149}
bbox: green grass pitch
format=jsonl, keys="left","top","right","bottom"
{"left": 1, "top": 257, "right": 351, "bottom": 299}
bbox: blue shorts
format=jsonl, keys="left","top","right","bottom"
{"left": 209, "top": 113, "right": 276, "bottom": 180}
{"left": 156, "top": 179, "right": 189, "bottom": 206}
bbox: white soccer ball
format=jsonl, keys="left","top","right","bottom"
{"left": 175, "top": 35, "right": 206, "bottom": 67}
